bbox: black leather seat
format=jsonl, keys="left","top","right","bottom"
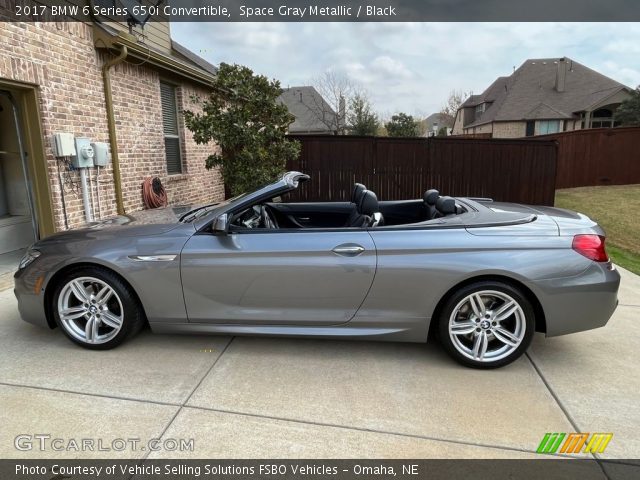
{"left": 423, "top": 189, "right": 439, "bottom": 220}
{"left": 346, "top": 190, "right": 383, "bottom": 227}
{"left": 344, "top": 183, "right": 367, "bottom": 227}
{"left": 351, "top": 183, "right": 366, "bottom": 203}
{"left": 435, "top": 196, "right": 457, "bottom": 217}
{"left": 361, "top": 190, "right": 384, "bottom": 227}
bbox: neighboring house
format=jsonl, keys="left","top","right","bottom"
{"left": 0, "top": 6, "right": 225, "bottom": 261}
{"left": 452, "top": 57, "right": 633, "bottom": 138}
{"left": 279, "top": 86, "right": 342, "bottom": 135}
{"left": 423, "top": 112, "right": 454, "bottom": 136}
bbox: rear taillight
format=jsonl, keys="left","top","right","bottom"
{"left": 572, "top": 234, "right": 609, "bottom": 262}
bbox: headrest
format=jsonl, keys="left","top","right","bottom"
{"left": 358, "top": 190, "right": 379, "bottom": 216}
{"left": 436, "top": 196, "right": 457, "bottom": 215}
{"left": 351, "top": 183, "right": 367, "bottom": 204}
{"left": 423, "top": 189, "right": 439, "bottom": 205}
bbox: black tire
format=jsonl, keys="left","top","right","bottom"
{"left": 51, "top": 266, "right": 145, "bottom": 350}
{"left": 437, "top": 281, "right": 535, "bottom": 369}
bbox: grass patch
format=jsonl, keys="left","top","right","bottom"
{"left": 555, "top": 184, "right": 640, "bottom": 275}
{"left": 606, "top": 245, "right": 640, "bottom": 275}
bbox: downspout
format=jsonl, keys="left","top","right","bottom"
{"left": 102, "top": 45, "right": 128, "bottom": 215}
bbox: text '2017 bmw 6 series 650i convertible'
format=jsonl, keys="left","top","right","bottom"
{"left": 15, "top": 172, "right": 620, "bottom": 368}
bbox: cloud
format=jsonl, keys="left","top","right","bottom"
{"left": 601, "top": 61, "right": 640, "bottom": 88}
{"left": 171, "top": 23, "right": 291, "bottom": 56}
{"left": 171, "top": 22, "right": 640, "bottom": 116}
{"left": 370, "top": 56, "right": 413, "bottom": 79}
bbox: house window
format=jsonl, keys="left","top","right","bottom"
{"left": 525, "top": 121, "right": 535, "bottom": 137}
{"left": 593, "top": 108, "right": 613, "bottom": 118}
{"left": 538, "top": 120, "right": 561, "bottom": 135}
{"left": 590, "top": 108, "right": 617, "bottom": 128}
{"left": 160, "top": 81, "right": 182, "bottom": 175}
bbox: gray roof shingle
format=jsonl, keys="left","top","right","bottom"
{"left": 171, "top": 40, "right": 218, "bottom": 76}
{"left": 278, "top": 86, "right": 338, "bottom": 134}
{"left": 463, "top": 57, "right": 630, "bottom": 128}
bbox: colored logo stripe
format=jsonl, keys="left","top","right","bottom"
{"left": 584, "top": 433, "right": 613, "bottom": 453}
{"left": 537, "top": 433, "right": 613, "bottom": 454}
{"left": 560, "top": 433, "right": 589, "bottom": 453}
{"left": 537, "top": 433, "right": 565, "bottom": 453}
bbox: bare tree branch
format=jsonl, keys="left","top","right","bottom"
{"left": 305, "top": 71, "right": 359, "bottom": 134}
{"left": 441, "top": 89, "right": 471, "bottom": 117}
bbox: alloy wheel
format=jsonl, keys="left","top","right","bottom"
{"left": 448, "top": 289, "right": 526, "bottom": 362}
{"left": 57, "top": 276, "right": 124, "bottom": 345}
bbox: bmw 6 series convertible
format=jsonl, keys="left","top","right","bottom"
{"left": 15, "top": 172, "right": 620, "bottom": 368}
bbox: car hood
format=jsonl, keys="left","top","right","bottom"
{"left": 35, "top": 208, "right": 194, "bottom": 246}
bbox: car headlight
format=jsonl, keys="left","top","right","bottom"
{"left": 18, "top": 248, "right": 41, "bottom": 270}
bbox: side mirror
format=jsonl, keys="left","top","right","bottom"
{"left": 212, "top": 213, "right": 229, "bottom": 234}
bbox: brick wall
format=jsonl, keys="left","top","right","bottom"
{"left": 171, "top": 83, "right": 226, "bottom": 204}
{"left": 0, "top": 21, "right": 224, "bottom": 232}
{"left": 462, "top": 122, "right": 493, "bottom": 136}
{"left": 564, "top": 119, "right": 581, "bottom": 131}
{"left": 491, "top": 121, "right": 527, "bottom": 138}
{"left": 451, "top": 109, "right": 464, "bottom": 135}
{"left": 459, "top": 119, "right": 587, "bottom": 138}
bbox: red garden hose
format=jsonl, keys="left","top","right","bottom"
{"left": 142, "top": 176, "right": 168, "bottom": 209}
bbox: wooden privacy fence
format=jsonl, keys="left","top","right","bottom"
{"left": 286, "top": 135, "right": 558, "bottom": 205}
{"left": 534, "top": 126, "right": 640, "bottom": 189}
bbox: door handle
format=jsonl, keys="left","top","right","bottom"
{"left": 332, "top": 244, "right": 365, "bottom": 256}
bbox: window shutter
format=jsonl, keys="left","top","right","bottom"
{"left": 160, "top": 82, "right": 182, "bottom": 174}
{"left": 164, "top": 138, "right": 181, "bottom": 175}
{"left": 160, "top": 83, "right": 179, "bottom": 136}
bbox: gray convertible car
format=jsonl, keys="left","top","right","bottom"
{"left": 15, "top": 172, "right": 620, "bottom": 368}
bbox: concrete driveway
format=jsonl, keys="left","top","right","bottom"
{"left": 0, "top": 267, "right": 638, "bottom": 468}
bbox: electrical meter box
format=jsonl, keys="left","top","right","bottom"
{"left": 71, "top": 137, "right": 94, "bottom": 168}
{"left": 91, "top": 142, "right": 111, "bottom": 167}
{"left": 50, "top": 133, "right": 76, "bottom": 157}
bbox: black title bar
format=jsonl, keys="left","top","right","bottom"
{"left": 3, "top": 0, "right": 640, "bottom": 22}
{"left": 2, "top": 459, "right": 640, "bottom": 480}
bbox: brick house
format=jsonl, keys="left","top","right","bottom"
{"left": 452, "top": 57, "right": 633, "bottom": 138}
{"left": 0, "top": 10, "right": 225, "bottom": 264}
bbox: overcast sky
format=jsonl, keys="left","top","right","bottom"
{"left": 171, "top": 22, "right": 640, "bottom": 118}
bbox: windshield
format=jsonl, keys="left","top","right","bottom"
{"left": 179, "top": 192, "right": 247, "bottom": 223}
{"left": 180, "top": 173, "right": 307, "bottom": 224}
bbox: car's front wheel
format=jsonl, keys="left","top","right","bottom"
{"left": 52, "top": 267, "right": 145, "bottom": 350}
{"left": 437, "top": 281, "right": 535, "bottom": 369}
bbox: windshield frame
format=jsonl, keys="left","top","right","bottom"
{"left": 178, "top": 191, "right": 251, "bottom": 223}
{"left": 193, "top": 171, "right": 309, "bottom": 231}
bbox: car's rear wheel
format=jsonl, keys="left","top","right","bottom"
{"left": 437, "top": 281, "right": 535, "bottom": 369}
{"left": 52, "top": 267, "right": 145, "bottom": 350}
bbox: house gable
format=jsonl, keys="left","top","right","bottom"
{"left": 458, "top": 57, "right": 632, "bottom": 132}
{"left": 279, "top": 86, "right": 339, "bottom": 134}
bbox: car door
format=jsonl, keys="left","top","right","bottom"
{"left": 180, "top": 229, "right": 376, "bottom": 325}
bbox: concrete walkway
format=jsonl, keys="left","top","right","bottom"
{"left": 0, "top": 267, "right": 638, "bottom": 470}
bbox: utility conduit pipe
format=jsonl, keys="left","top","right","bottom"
{"left": 79, "top": 167, "right": 93, "bottom": 223}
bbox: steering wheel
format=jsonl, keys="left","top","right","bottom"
{"left": 260, "top": 205, "right": 278, "bottom": 229}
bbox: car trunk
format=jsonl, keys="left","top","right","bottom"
{"left": 466, "top": 201, "right": 603, "bottom": 237}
